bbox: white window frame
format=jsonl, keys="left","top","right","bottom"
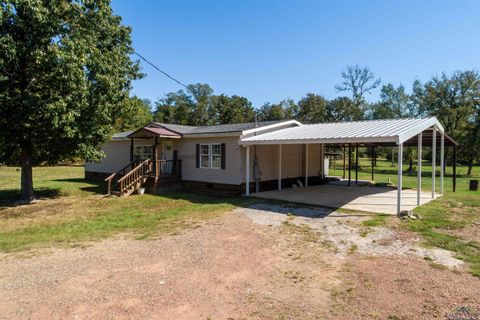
{"left": 199, "top": 143, "right": 222, "bottom": 169}
{"left": 210, "top": 143, "right": 222, "bottom": 169}
{"left": 200, "top": 144, "right": 210, "bottom": 168}
{"left": 133, "top": 144, "right": 153, "bottom": 161}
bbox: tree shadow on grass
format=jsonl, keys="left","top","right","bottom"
{"left": 50, "top": 178, "right": 106, "bottom": 194}
{"left": 0, "top": 188, "right": 62, "bottom": 209}
{"left": 0, "top": 178, "right": 105, "bottom": 209}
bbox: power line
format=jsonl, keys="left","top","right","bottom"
{"left": 133, "top": 52, "right": 188, "bottom": 89}
{"left": 68, "top": 1, "right": 189, "bottom": 91}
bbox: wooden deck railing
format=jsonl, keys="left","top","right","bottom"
{"left": 104, "top": 160, "right": 140, "bottom": 195}
{"left": 115, "top": 159, "right": 152, "bottom": 196}
{"left": 105, "top": 159, "right": 182, "bottom": 196}
{"left": 152, "top": 160, "right": 182, "bottom": 177}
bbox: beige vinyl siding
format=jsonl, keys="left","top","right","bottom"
{"left": 175, "top": 136, "right": 242, "bottom": 185}
{"left": 241, "top": 144, "right": 323, "bottom": 183}
{"left": 85, "top": 138, "right": 157, "bottom": 174}
{"left": 307, "top": 144, "right": 322, "bottom": 177}
{"left": 85, "top": 140, "right": 131, "bottom": 173}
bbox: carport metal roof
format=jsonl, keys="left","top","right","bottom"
{"left": 239, "top": 117, "right": 457, "bottom": 146}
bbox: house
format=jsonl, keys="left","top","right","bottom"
{"left": 85, "top": 117, "right": 458, "bottom": 215}
{"left": 85, "top": 120, "right": 303, "bottom": 195}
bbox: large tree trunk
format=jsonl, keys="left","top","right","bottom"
{"left": 20, "top": 144, "right": 35, "bottom": 202}
{"left": 467, "top": 160, "right": 473, "bottom": 176}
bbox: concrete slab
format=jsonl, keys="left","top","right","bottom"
{"left": 250, "top": 183, "right": 439, "bottom": 215}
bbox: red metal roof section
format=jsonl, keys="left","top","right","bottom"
{"left": 143, "top": 127, "right": 181, "bottom": 137}
{"left": 127, "top": 126, "right": 181, "bottom": 138}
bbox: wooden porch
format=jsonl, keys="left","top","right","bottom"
{"left": 105, "top": 159, "right": 181, "bottom": 197}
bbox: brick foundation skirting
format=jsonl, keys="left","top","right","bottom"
{"left": 182, "top": 180, "right": 242, "bottom": 196}
{"left": 182, "top": 176, "right": 328, "bottom": 196}
{"left": 85, "top": 171, "right": 327, "bottom": 196}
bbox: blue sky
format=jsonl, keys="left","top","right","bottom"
{"left": 111, "top": 0, "right": 480, "bottom": 107}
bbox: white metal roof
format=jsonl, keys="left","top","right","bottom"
{"left": 239, "top": 117, "right": 444, "bottom": 145}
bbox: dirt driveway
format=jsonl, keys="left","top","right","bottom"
{"left": 0, "top": 204, "right": 479, "bottom": 319}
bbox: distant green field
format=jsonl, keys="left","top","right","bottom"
{"left": 329, "top": 157, "right": 475, "bottom": 193}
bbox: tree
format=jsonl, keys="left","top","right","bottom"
{"left": 257, "top": 103, "right": 286, "bottom": 121}
{"left": 335, "top": 65, "right": 381, "bottom": 118}
{"left": 410, "top": 70, "right": 480, "bottom": 174}
{"left": 115, "top": 97, "right": 153, "bottom": 131}
{"left": 210, "top": 94, "right": 255, "bottom": 124}
{"left": 296, "top": 94, "right": 331, "bottom": 123}
{"left": 370, "top": 84, "right": 410, "bottom": 119}
{"left": 187, "top": 83, "right": 214, "bottom": 126}
{"left": 154, "top": 90, "right": 194, "bottom": 125}
{"left": 327, "top": 96, "right": 363, "bottom": 121}
{"left": 153, "top": 83, "right": 214, "bottom": 126}
{"left": 0, "top": 0, "right": 141, "bottom": 201}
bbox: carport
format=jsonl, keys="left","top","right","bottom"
{"left": 239, "top": 117, "right": 458, "bottom": 215}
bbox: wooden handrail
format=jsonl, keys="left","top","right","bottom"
{"left": 105, "top": 159, "right": 182, "bottom": 196}
{"left": 104, "top": 160, "right": 139, "bottom": 195}
{"left": 117, "top": 159, "right": 150, "bottom": 184}
{"left": 105, "top": 173, "right": 116, "bottom": 195}
{"left": 116, "top": 159, "right": 151, "bottom": 196}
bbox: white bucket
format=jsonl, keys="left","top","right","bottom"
{"left": 137, "top": 187, "right": 145, "bottom": 195}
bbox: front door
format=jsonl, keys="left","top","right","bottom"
{"left": 162, "top": 141, "right": 173, "bottom": 160}
{"left": 161, "top": 141, "right": 174, "bottom": 175}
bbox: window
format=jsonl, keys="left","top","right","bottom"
{"left": 211, "top": 144, "right": 221, "bottom": 169}
{"left": 133, "top": 145, "right": 153, "bottom": 160}
{"left": 200, "top": 144, "right": 210, "bottom": 168}
{"left": 198, "top": 143, "right": 223, "bottom": 169}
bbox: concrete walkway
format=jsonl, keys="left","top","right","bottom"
{"left": 250, "top": 183, "right": 438, "bottom": 215}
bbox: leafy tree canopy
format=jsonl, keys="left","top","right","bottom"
{"left": 410, "top": 70, "right": 480, "bottom": 173}
{"left": 0, "top": 0, "right": 142, "bottom": 200}
{"left": 114, "top": 96, "right": 152, "bottom": 131}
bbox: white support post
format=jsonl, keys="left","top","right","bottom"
{"left": 278, "top": 144, "right": 282, "bottom": 191}
{"left": 246, "top": 145, "right": 250, "bottom": 196}
{"left": 417, "top": 132, "right": 422, "bottom": 206}
{"left": 305, "top": 144, "right": 309, "bottom": 186}
{"left": 440, "top": 132, "right": 444, "bottom": 194}
{"left": 432, "top": 126, "right": 436, "bottom": 199}
{"left": 397, "top": 143, "right": 403, "bottom": 216}
{"left": 320, "top": 144, "right": 325, "bottom": 178}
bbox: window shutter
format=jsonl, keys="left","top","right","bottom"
{"left": 195, "top": 144, "right": 200, "bottom": 168}
{"left": 221, "top": 143, "right": 226, "bottom": 169}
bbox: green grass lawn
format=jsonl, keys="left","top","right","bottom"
{"left": 0, "top": 166, "right": 247, "bottom": 252}
{"left": 0, "top": 163, "right": 479, "bottom": 276}
{"left": 329, "top": 157, "right": 474, "bottom": 192}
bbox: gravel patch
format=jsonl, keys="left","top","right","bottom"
{"left": 236, "top": 203, "right": 464, "bottom": 268}
{"left": 0, "top": 211, "right": 340, "bottom": 320}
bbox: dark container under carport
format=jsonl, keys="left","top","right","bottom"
{"left": 470, "top": 180, "right": 479, "bottom": 191}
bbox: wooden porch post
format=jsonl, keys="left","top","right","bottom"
{"left": 153, "top": 137, "right": 157, "bottom": 176}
